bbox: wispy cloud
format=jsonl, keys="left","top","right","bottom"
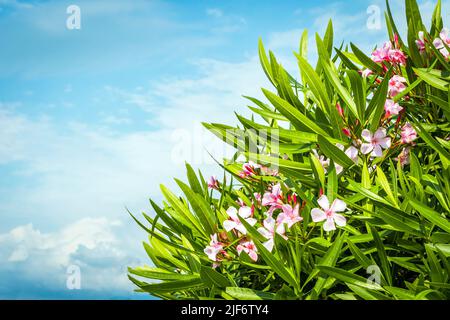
{"left": 206, "top": 8, "right": 223, "bottom": 18}
{"left": 0, "top": 218, "right": 144, "bottom": 298}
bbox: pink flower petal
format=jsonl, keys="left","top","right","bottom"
{"left": 374, "top": 127, "right": 387, "bottom": 139}
{"left": 345, "top": 146, "right": 359, "bottom": 163}
{"left": 311, "top": 208, "right": 326, "bottom": 222}
{"left": 263, "top": 239, "right": 274, "bottom": 252}
{"left": 248, "top": 250, "right": 258, "bottom": 262}
{"left": 372, "top": 144, "right": 383, "bottom": 157}
{"left": 239, "top": 206, "right": 252, "bottom": 219}
{"left": 235, "top": 223, "right": 248, "bottom": 235}
{"left": 323, "top": 217, "right": 336, "bottom": 232}
{"left": 263, "top": 217, "right": 275, "bottom": 231}
{"left": 331, "top": 199, "right": 347, "bottom": 212}
{"left": 317, "top": 195, "right": 330, "bottom": 210}
{"left": 333, "top": 213, "right": 347, "bottom": 227}
{"left": 223, "top": 220, "right": 237, "bottom": 232}
{"left": 361, "top": 129, "right": 372, "bottom": 142}
{"left": 246, "top": 217, "right": 257, "bottom": 226}
{"left": 379, "top": 137, "right": 391, "bottom": 149}
{"left": 361, "top": 143, "right": 373, "bottom": 155}
{"left": 226, "top": 207, "right": 238, "bottom": 220}
{"left": 257, "top": 227, "right": 272, "bottom": 240}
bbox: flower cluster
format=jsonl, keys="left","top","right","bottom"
{"left": 237, "top": 161, "right": 279, "bottom": 179}
{"left": 203, "top": 28, "right": 446, "bottom": 270}
{"left": 432, "top": 28, "right": 450, "bottom": 60}
{"left": 204, "top": 178, "right": 349, "bottom": 264}
{"left": 371, "top": 38, "right": 407, "bottom": 65}
{"left": 415, "top": 28, "right": 449, "bottom": 60}
{"left": 338, "top": 36, "right": 420, "bottom": 166}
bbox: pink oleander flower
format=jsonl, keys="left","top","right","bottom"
{"left": 208, "top": 176, "right": 220, "bottom": 190}
{"left": 388, "top": 75, "right": 407, "bottom": 97}
{"left": 236, "top": 198, "right": 246, "bottom": 207}
{"left": 239, "top": 161, "right": 261, "bottom": 178}
{"left": 388, "top": 48, "right": 407, "bottom": 65}
{"left": 237, "top": 240, "right": 258, "bottom": 262}
{"left": 312, "top": 149, "right": 330, "bottom": 173}
{"left": 335, "top": 144, "right": 359, "bottom": 174}
{"left": 433, "top": 28, "right": 450, "bottom": 60}
{"left": 416, "top": 31, "right": 426, "bottom": 53}
{"left": 361, "top": 128, "right": 391, "bottom": 157}
{"left": 276, "top": 203, "right": 303, "bottom": 230}
{"left": 440, "top": 27, "right": 450, "bottom": 45}
{"left": 262, "top": 183, "right": 284, "bottom": 214}
{"left": 257, "top": 216, "right": 287, "bottom": 252}
{"left": 433, "top": 38, "right": 449, "bottom": 59}
{"left": 342, "top": 127, "right": 351, "bottom": 137}
{"left": 371, "top": 41, "right": 407, "bottom": 65}
{"left": 384, "top": 99, "right": 403, "bottom": 117}
{"left": 311, "top": 195, "right": 347, "bottom": 232}
{"left": 223, "top": 206, "right": 257, "bottom": 235}
{"left": 336, "top": 103, "right": 344, "bottom": 116}
{"left": 260, "top": 166, "right": 279, "bottom": 177}
{"left": 372, "top": 42, "right": 392, "bottom": 63}
{"left": 361, "top": 68, "right": 373, "bottom": 78}
{"left": 396, "top": 147, "right": 411, "bottom": 167}
{"left": 204, "top": 234, "right": 224, "bottom": 262}
{"left": 401, "top": 122, "right": 417, "bottom": 144}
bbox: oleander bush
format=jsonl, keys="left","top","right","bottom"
{"left": 128, "top": 0, "right": 450, "bottom": 300}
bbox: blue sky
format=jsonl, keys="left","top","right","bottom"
{"left": 0, "top": 0, "right": 448, "bottom": 299}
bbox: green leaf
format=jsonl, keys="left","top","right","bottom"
{"left": 412, "top": 122, "right": 450, "bottom": 161}
{"left": 350, "top": 43, "right": 383, "bottom": 74}
{"left": 128, "top": 267, "right": 199, "bottom": 281}
{"left": 317, "top": 266, "right": 384, "bottom": 291}
{"left": 425, "top": 244, "right": 444, "bottom": 283}
{"left": 368, "top": 70, "right": 390, "bottom": 131}
{"left": 321, "top": 61, "right": 359, "bottom": 119}
{"left": 348, "top": 70, "right": 366, "bottom": 121}
{"left": 317, "top": 135, "right": 354, "bottom": 169}
{"left": 405, "top": 0, "right": 423, "bottom": 30}
{"left": 346, "top": 239, "right": 373, "bottom": 269}
{"left": 413, "top": 68, "right": 449, "bottom": 91}
{"left": 262, "top": 89, "right": 331, "bottom": 137}
{"left": 200, "top": 266, "right": 231, "bottom": 288}
{"left": 160, "top": 184, "right": 207, "bottom": 237}
{"left": 258, "top": 38, "right": 276, "bottom": 86}
{"left": 175, "top": 179, "right": 216, "bottom": 235}
{"left": 296, "top": 55, "right": 331, "bottom": 114}
{"left": 239, "top": 217, "right": 298, "bottom": 288}
{"left": 306, "top": 232, "right": 346, "bottom": 298}
{"left": 185, "top": 163, "right": 204, "bottom": 195}
{"left": 375, "top": 166, "right": 398, "bottom": 207}
{"left": 409, "top": 199, "right": 450, "bottom": 233}
{"left": 129, "top": 275, "right": 205, "bottom": 293}
{"left": 225, "top": 287, "right": 275, "bottom": 300}
{"left": 370, "top": 226, "right": 392, "bottom": 286}
{"left": 299, "top": 29, "right": 308, "bottom": 59}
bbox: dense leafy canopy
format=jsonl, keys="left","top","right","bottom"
{"left": 129, "top": 0, "right": 450, "bottom": 300}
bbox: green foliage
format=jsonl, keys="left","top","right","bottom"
{"left": 129, "top": 0, "right": 449, "bottom": 300}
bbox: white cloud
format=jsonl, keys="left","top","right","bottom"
{"left": 206, "top": 8, "right": 223, "bottom": 18}
{"left": 0, "top": 0, "right": 33, "bottom": 10}
{"left": 0, "top": 218, "right": 141, "bottom": 297}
